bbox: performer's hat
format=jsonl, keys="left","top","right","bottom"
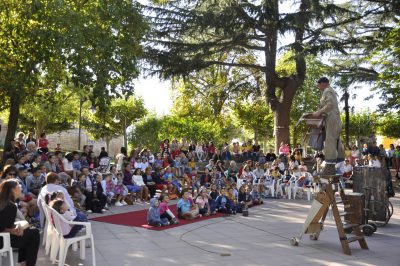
{"left": 317, "top": 77, "right": 329, "bottom": 84}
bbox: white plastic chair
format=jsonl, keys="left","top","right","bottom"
{"left": 40, "top": 201, "right": 56, "bottom": 257}
{"left": 292, "top": 174, "right": 312, "bottom": 201}
{"left": 0, "top": 233, "right": 14, "bottom": 266}
{"left": 45, "top": 205, "right": 96, "bottom": 266}
{"left": 264, "top": 178, "right": 275, "bottom": 197}
{"left": 275, "top": 177, "right": 284, "bottom": 197}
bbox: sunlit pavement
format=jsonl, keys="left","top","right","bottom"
{"left": 35, "top": 192, "right": 400, "bottom": 266}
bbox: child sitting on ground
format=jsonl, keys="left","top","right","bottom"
{"left": 195, "top": 189, "right": 211, "bottom": 216}
{"left": 227, "top": 187, "right": 237, "bottom": 214}
{"left": 159, "top": 195, "right": 179, "bottom": 224}
{"left": 215, "top": 188, "right": 232, "bottom": 214}
{"left": 238, "top": 185, "right": 252, "bottom": 212}
{"left": 177, "top": 191, "right": 199, "bottom": 220}
{"left": 251, "top": 185, "right": 264, "bottom": 205}
{"left": 158, "top": 194, "right": 179, "bottom": 224}
{"left": 147, "top": 198, "right": 169, "bottom": 227}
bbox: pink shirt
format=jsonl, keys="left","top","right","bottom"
{"left": 279, "top": 145, "right": 289, "bottom": 155}
{"left": 159, "top": 202, "right": 169, "bottom": 215}
{"left": 195, "top": 197, "right": 208, "bottom": 209}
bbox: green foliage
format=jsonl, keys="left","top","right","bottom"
{"left": 83, "top": 96, "right": 147, "bottom": 143}
{"left": 371, "top": 23, "right": 400, "bottom": 112}
{"left": 341, "top": 111, "right": 378, "bottom": 142}
{"left": 159, "top": 115, "right": 238, "bottom": 144}
{"left": 377, "top": 113, "right": 400, "bottom": 138}
{"left": 0, "top": 0, "right": 147, "bottom": 156}
{"left": 129, "top": 115, "right": 164, "bottom": 152}
{"left": 18, "top": 86, "right": 80, "bottom": 135}
{"left": 232, "top": 98, "right": 273, "bottom": 140}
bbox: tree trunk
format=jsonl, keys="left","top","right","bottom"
{"left": 344, "top": 90, "right": 350, "bottom": 148}
{"left": 35, "top": 121, "right": 46, "bottom": 140}
{"left": 271, "top": 80, "right": 298, "bottom": 153}
{"left": 274, "top": 105, "right": 291, "bottom": 153}
{"left": 2, "top": 95, "right": 21, "bottom": 164}
{"left": 292, "top": 127, "right": 297, "bottom": 149}
{"left": 105, "top": 137, "right": 111, "bottom": 154}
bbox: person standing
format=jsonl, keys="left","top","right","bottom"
{"left": 312, "top": 77, "right": 345, "bottom": 175}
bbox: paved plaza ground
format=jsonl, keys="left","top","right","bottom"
{"left": 35, "top": 191, "right": 400, "bottom": 266}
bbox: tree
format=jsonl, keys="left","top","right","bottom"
{"left": 129, "top": 115, "right": 164, "bottom": 152}
{"left": 83, "top": 96, "right": 147, "bottom": 152}
{"left": 17, "top": 86, "right": 80, "bottom": 136}
{"left": 378, "top": 113, "right": 400, "bottom": 138}
{"left": 232, "top": 98, "right": 273, "bottom": 141}
{"left": 0, "top": 1, "right": 64, "bottom": 158}
{"left": 276, "top": 53, "right": 326, "bottom": 146}
{"left": 0, "top": 0, "right": 147, "bottom": 163}
{"left": 371, "top": 23, "right": 400, "bottom": 112}
{"left": 342, "top": 111, "right": 378, "bottom": 146}
{"left": 143, "top": 0, "right": 377, "bottom": 152}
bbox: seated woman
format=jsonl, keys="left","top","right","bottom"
{"left": 133, "top": 168, "right": 149, "bottom": 202}
{"left": 123, "top": 164, "right": 142, "bottom": 199}
{"left": 0, "top": 179, "right": 40, "bottom": 266}
{"left": 177, "top": 191, "right": 199, "bottom": 219}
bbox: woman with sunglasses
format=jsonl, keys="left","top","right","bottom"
{"left": 0, "top": 165, "right": 18, "bottom": 182}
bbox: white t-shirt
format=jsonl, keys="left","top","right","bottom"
{"left": 134, "top": 162, "right": 142, "bottom": 170}
{"left": 62, "top": 158, "right": 73, "bottom": 171}
{"left": 140, "top": 162, "right": 149, "bottom": 172}
{"left": 343, "top": 164, "right": 353, "bottom": 173}
{"left": 132, "top": 175, "right": 145, "bottom": 186}
{"left": 369, "top": 159, "right": 381, "bottom": 168}
{"left": 115, "top": 153, "right": 125, "bottom": 171}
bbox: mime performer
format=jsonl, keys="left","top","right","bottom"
{"left": 312, "top": 77, "right": 345, "bottom": 175}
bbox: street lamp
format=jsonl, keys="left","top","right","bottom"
{"left": 114, "top": 114, "right": 127, "bottom": 149}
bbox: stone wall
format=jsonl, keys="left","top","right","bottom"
{"left": 0, "top": 119, "right": 123, "bottom": 157}
{"left": 46, "top": 129, "right": 124, "bottom": 157}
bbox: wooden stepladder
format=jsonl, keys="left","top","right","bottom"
{"left": 290, "top": 174, "right": 369, "bottom": 255}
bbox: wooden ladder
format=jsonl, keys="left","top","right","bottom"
{"left": 325, "top": 176, "right": 369, "bottom": 255}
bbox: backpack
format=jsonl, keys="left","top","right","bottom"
{"left": 91, "top": 199, "right": 103, "bottom": 213}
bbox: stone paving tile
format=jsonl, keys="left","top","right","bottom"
{"left": 33, "top": 193, "right": 400, "bottom": 266}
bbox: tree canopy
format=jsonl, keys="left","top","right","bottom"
{"left": 0, "top": 0, "right": 147, "bottom": 160}
{"left": 142, "top": 0, "right": 395, "bottom": 151}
